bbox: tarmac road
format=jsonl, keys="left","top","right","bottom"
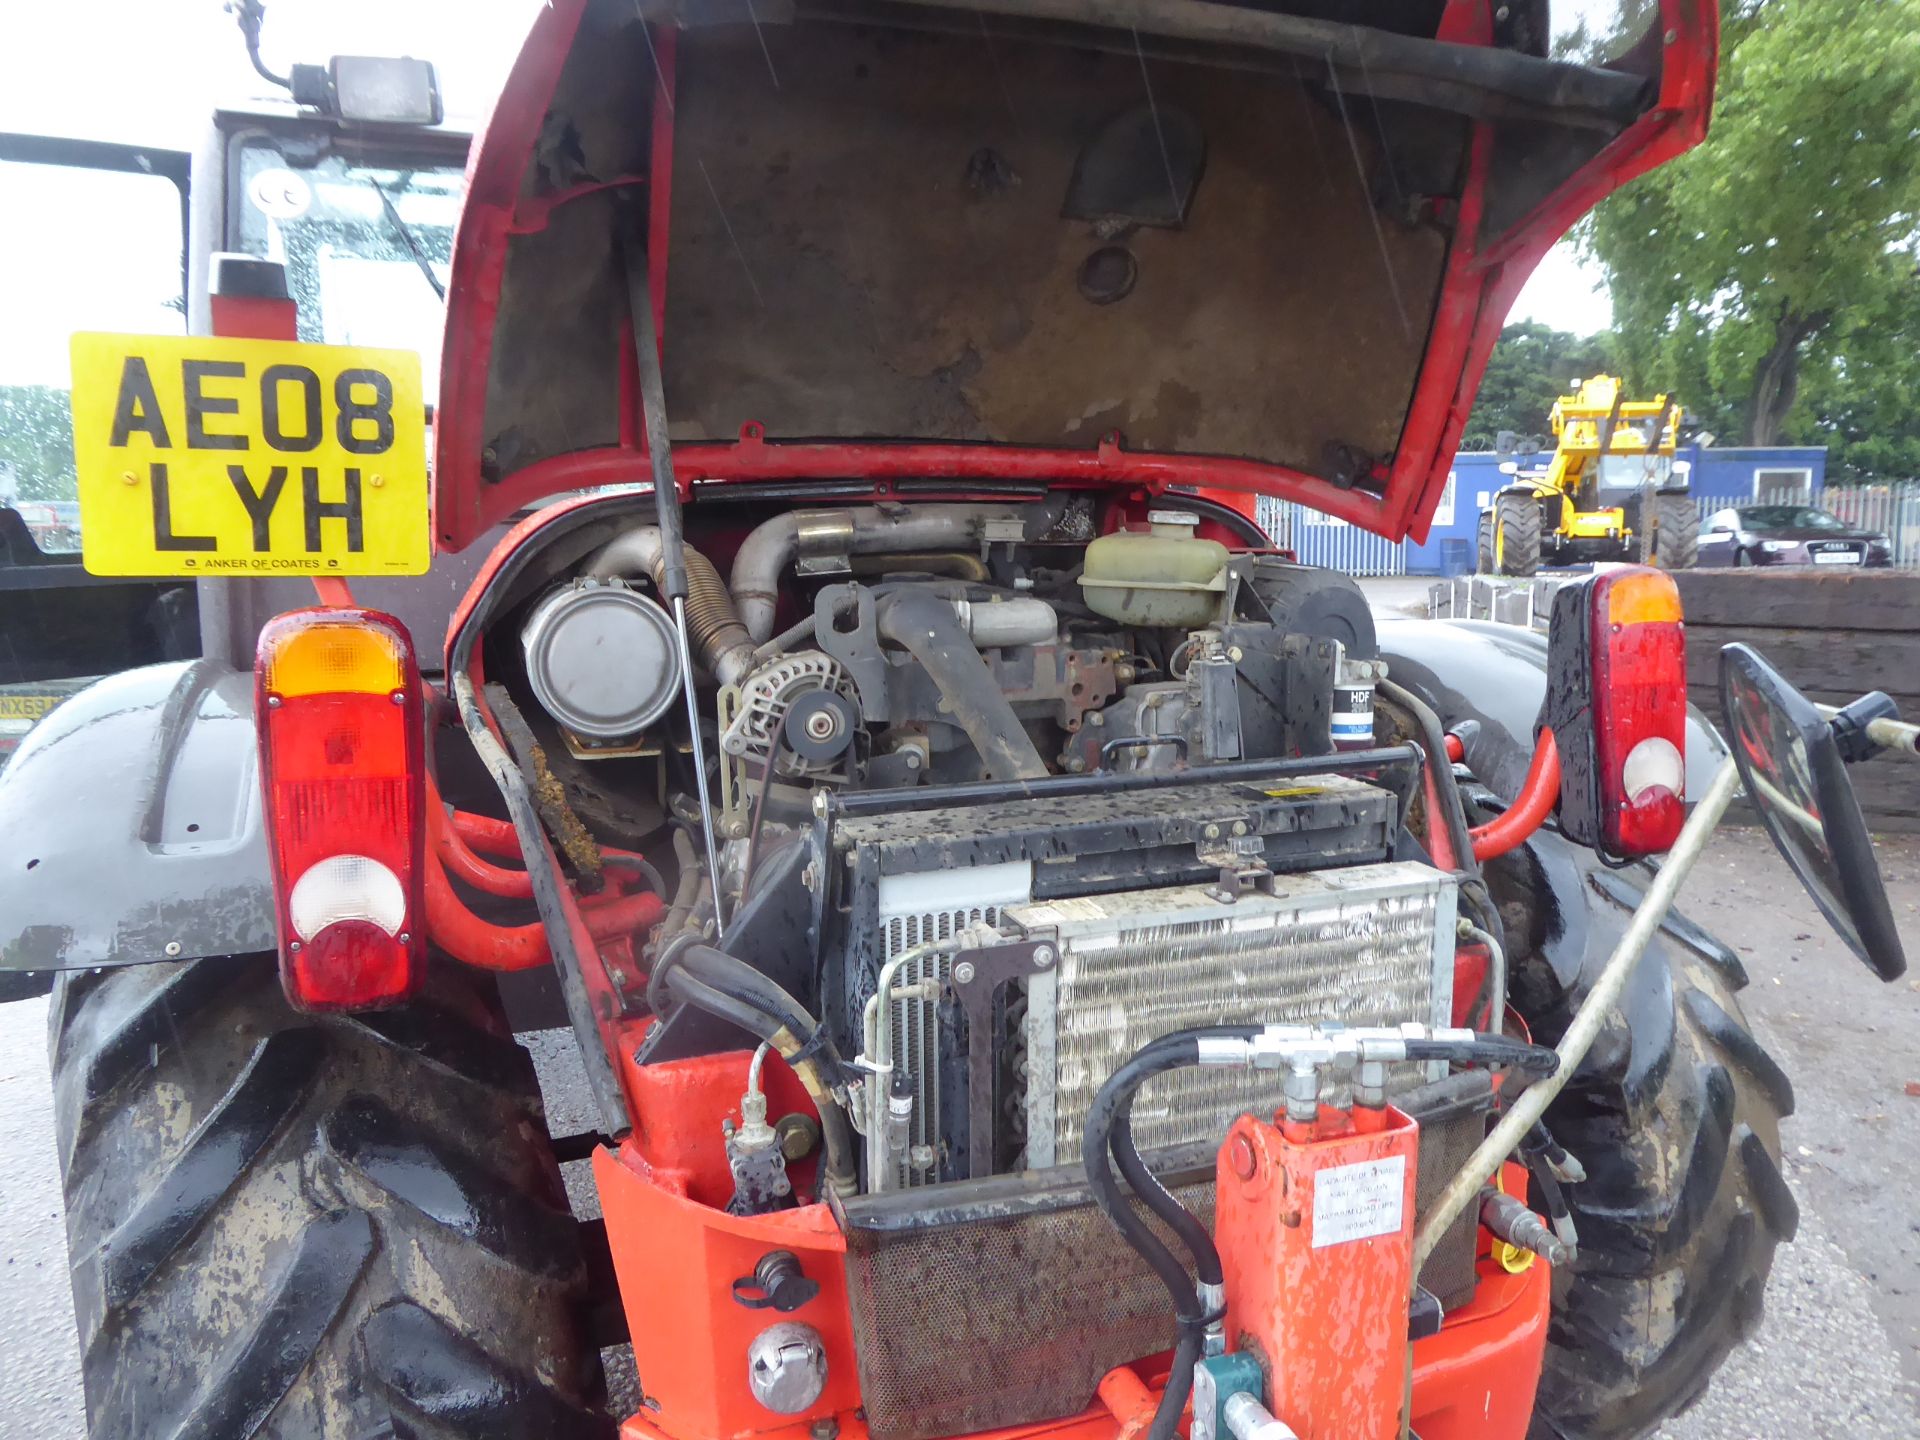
{"left": 1, "top": 829, "right": 1916, "bottom": 1438}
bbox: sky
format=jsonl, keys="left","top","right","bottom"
{"left": 0, "top": 0, "right": 1615, "bottom": 394}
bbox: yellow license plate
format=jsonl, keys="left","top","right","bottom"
{"left": 70, "top": 333, "right": 430, "bottom": 577}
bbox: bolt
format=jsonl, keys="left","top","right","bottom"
{"left": 121, "top": 471, "right": 138, "bottom": 486}
{"left": 811, "top": 1419, "right": 841, "bottom": 1440}
{"left": 952, "top": 960, "right": 976, "bottom": 984}
{"left": 391, "top": 690, "right": 407, "bottom": 705}
{"left": 369, "top": 473, "right": 385, "bottom": 489}
{"left": 801, "top": 862, "right": 818, "bottom": 889}
{"left": 903, "top": 750, "right": 922, "bottom": 770}
{"left": 163, "top": 940, "right": 182, "bottom": 958}
{"left": 1228, "top": 1134, "right": 1257, "bottom": 1182}
{"left": 1088, "top": 710, "right": 1105, "bottom": 726}
{"left": 1066, "top": 757, "right": 1087, "bottom": 773}
{"left": 1033, "top": 944, "right": 1055, "bottom": 968}
{"left": 267, "top": 694, "right": 283, "bottom": 708}
{"left": 398, "top": 932, "right": 411, "bottom": 945}
{"left": 1228, "top": 646, "right": 1244, "bottom": 663}
{"left": 288, "top": 940, "right": 302, "bottom": 953}
{"left": 805, "top": 710, "right": 837, "bottom": 741}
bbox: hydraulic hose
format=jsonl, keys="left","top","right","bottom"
{"left": 658, "top": 959, "right": 860, "bottom": 1195}
{"left": 1378, "top": 677, "right": 1479, "bottom": 878}
{"left": 876, "top": 589, "right": 1050, "bottom": 782}
{"left": 1083, "top": 1025, "right": 1262, "bottom": 1440}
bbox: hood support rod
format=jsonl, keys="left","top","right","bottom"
{"left": 625, "top": 241, "right": 729, "bottom": 938}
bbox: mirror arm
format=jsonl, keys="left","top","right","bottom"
{"left": 1817, "top": 697, "right": 1919, "bottom": 761}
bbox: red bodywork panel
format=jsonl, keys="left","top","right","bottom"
{"left": 434, "top": 0, "right": 1716, "bottom": 554}
{"left": 597, "top": 1048, "right": 1550, "bottom": 1440}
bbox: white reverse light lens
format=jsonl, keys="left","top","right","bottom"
{"left": 1622, "top": 736, "right": 1685, "bottom": 803}
{"left": 288, "top": 855, "right": 406, "bottom": 940}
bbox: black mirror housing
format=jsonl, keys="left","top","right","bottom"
{"left": 1719, "top": 644, "right": 1906, "bottom": 981}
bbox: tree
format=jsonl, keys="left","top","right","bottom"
{"left": 1589, "top": 0, "right": 1920, "bottom": 448}
{"left": 1462, "top": 322, "right": 1617, "bottom": 450}
{"left": 0, "top": 385, "right": 78, "bottom": 503}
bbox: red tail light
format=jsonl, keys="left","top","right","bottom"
{"left": 1547, "top": 567, "right": 1688, "bottom": 858}
{"left": 256, "top": 609, "right": 425, "bottom": 1011}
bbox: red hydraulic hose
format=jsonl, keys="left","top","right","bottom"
{"left": 1469, "top": 728, "right": 1562, "bottom": 862}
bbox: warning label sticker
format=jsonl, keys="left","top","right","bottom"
{"left": 1311, "top": 1156, "right": 1407, "bottom": 1248}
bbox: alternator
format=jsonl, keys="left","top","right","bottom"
{"left": 718, "top": 650, "right": 858, "bottom": 833}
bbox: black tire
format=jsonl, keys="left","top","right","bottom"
{"left": 1484, "top": 830, "right": 1796, "bottom": 1440}
{"left": 48, "top": 956, "right": 614, "bottom": 1440}
{"left": 1495, "top": 493, "right": 1543, "bottom": 576}
{"left": 1477, "top": 511, "right": 1496, "bottom": 574}
{"left": 1735, "top": 548, "right": 1755, "bottom": 567}
{"left": 1652, "top": 495, "right": 1699, "bottom": 570}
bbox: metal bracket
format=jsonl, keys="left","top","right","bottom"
{"left": 949, "top": 939, "right": 1058, "bottom": 1177}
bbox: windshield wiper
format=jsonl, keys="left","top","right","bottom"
{"left": 368, "top": 175, "right": 446, "bottom": 302}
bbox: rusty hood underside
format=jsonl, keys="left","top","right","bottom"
{"left": 432, "top": 0, "right": 1715, "bottom": 552}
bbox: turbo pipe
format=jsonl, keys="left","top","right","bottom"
{"left": 876, "top": 588, "right": 1051, "bottom": 782}
{"left": 583, "top": 527, "right": 757, "bottom": 685}
{"left": 730, "top": 505, "right": 1032, "bottom": 643}
{"left": 1411, "top": 757, "right": 1742, "bottom": 1277}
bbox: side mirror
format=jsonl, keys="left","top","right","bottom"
{"left": 1719, "top": 645, "right": 1907, "bottom": 980}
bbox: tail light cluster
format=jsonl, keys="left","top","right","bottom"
{"left": 256, "top": 609, "right": 425, "bottom": 1011}
{"left": 1545, "top": 567, "right": 1689, "bottom": 858}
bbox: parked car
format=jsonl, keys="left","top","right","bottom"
{"left": 1697, "top": 503, "right": 1893, "bottom": 567}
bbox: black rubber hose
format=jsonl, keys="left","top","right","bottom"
{"left": 1402, "top": 1032, "right": 1560, "bottom": 1076}
{"left": 1082, "top": 1035, "right": 1210, "bottom": 1320}
{"left": 1083, "top": 1025, "right": 1262, "bottom": 1440}
{"left": 675, "top": 945, "right": 818, "bottom": 1042}
{"left": 1379, "top": 676, "right": 1480, "bottom": 878}
{"left": 1111, "top": 1088, "right": 1223, "bottom": 1287}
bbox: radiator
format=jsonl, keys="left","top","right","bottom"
{"left": 1005, "top": 862, "right": 1456, "bottom": 1168}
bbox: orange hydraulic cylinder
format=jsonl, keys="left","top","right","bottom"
{"left": 1214, "top": 1105, "right": 1420, "bottom": 1440}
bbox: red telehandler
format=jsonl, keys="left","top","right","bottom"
{"left": 3, "top": 3, "right": 1914, "bottom": 1439}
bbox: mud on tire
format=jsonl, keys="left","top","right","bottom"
{"left": 48, "top": 956, "right": 613, "bottom": 1440}
{"left": 1486, "top": 830, "right": 1797, "bottom": 1440}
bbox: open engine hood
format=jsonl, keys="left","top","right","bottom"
{"left": 433, "top": 0, "right": 1715, "bottom": 553}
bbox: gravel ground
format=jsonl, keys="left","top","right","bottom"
{"left": 2, "top": 830, "right": 1915, "bottom": 1438}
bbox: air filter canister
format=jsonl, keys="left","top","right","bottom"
{"left": 520, "top": 578, "right": 683, "bottom": 739}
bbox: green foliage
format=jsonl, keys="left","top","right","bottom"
{"left": 1589, "top": 0, "right": 1920, "bottom": 465}
{"left": 1463, "top": 323, "right": 1617, "bottom": 450}
{"left": 0, "top": 386, "right": 77, "bottom": 503}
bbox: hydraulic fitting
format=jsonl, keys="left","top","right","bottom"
{"left": 1222, "top": 1390, "right": 1301, "bottom": 1440}
{"left": 1190, "top": 1351, "right": 1267, "bottom": 1440}
{"left": 1481, "top": 1188, "right": 1572, "bottom": 1266}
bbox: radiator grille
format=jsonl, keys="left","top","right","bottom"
{"left": 1011, "top": 863, "right": 1454, "bottom": 1167}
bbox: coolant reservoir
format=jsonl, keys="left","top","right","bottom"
{"left": 1079, "top": 511, "right": 1229, "bottom": 628}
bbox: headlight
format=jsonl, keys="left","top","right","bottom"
{"left": 1761, "top": 540, "right": 1797, "bottom": 553}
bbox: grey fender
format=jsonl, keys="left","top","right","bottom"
{"left": 0, "top": 660, "right": 274, "bottom": 972}
{"left": 1376, "top": 615, "right": 1728, "bottom": 806}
